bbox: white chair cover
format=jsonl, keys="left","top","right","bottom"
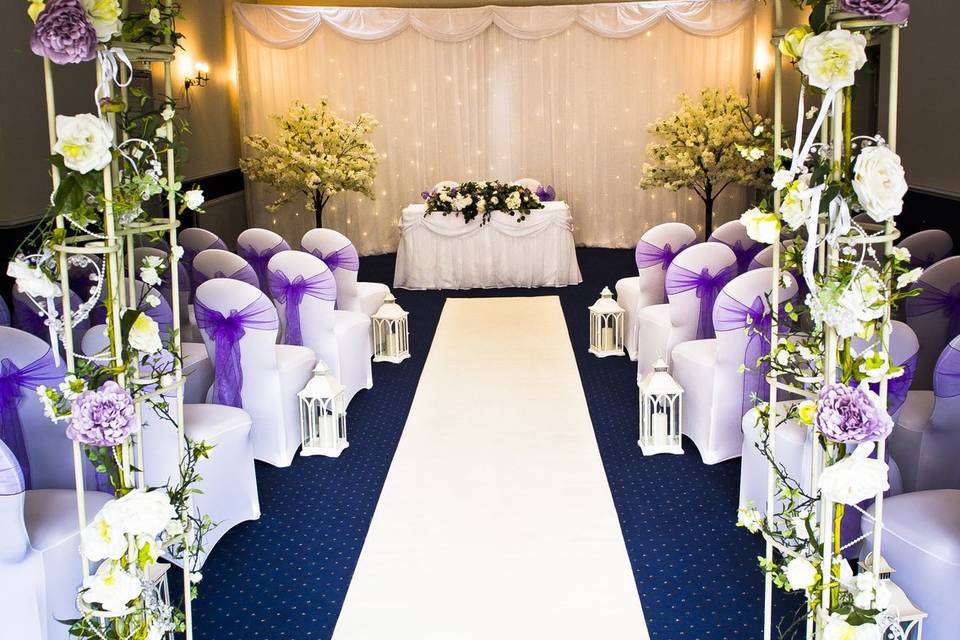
{"left": 192, "top": 249, "right": 261, "bottom": 290}
{"left": 904, "top": 255, "right": 960, "bottom": 390}
{"left": 615, "top": 223, "right": 698, "bottom": 360}
{"left": 512, "top": 178, "right": 542, "bottom": 192}
{"left": 179, "top": 228, "right": 229, "bottom": 292}
{"left": 0, "top": 439, "right": 113, "bottom": 640}
{"left": 267, "top": 250, "right": 373, "bottom": 405}
{"left": 79, "top": 330, "right": 260, "bottom": 566}
{"left": 708, "top": 219, "right": 762, "bottom": 274}
{"left": 194, "top": 279, "right": 315, "bottom": 467}
{"left": 898, "top": 228, "right": 953, "bottom": 270}
{"left": 672, "top": 268, "right": 798, "bottom": 464}
{"left": 433, "top": 180, "right": 459, "bottom": 192}
{"left": 11, "top": 287, "right": 90, "bottom": 349}
{"left": 134, "top": 246, "right": 193, "bottom": 336}
{"left": 891, "top": 334, "right": 960, "bottom": 492}
{"left": 748, "top": 240, "right": 795, "bottom": 271}
{"left": 301, "top": 228, "right": 389, "bottom": 317}
{"left": 237, "top": 227, "right": 292, "bottom": 290}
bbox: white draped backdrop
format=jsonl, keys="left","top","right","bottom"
{"left": 234, "top": 1, "right": 758, "bottom": 255}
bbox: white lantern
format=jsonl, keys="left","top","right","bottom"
{"left": 638, "top": 357, "right": 683, "bottom": 455}
{"left": 298, "top": 360, "right": 348, "bottom": 457}
{"left": 588, "top": 286, "right": 625, "bottom": 357}
{"left": 372, "top": 293, "right": 411, "bottom": 363}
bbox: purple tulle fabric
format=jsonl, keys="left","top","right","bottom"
{"left": 934, "top": 343, "right": 960, "bottom": 399}
{"left": 160, "top": 262, "right": 191, "bottom": 293}
{"left": 239, "top": 240, "right": 290, "bottom": 288}
{"left": 13, "top": 292, "right": 88, "bottom": 340}
{"left": 634, "top": 239, "right": 694, "bottom": 272}
{"left": 909, "top": 252, "right": 940, "bottom": 270}
{"left": 268, "top": 269, "right": 337, "bottom": 346}
{"left": 868, "top": 352, "right": 918, "bottom": 415}
{"left": 194, "top": 295, "right": 278, "bottom": 408}
{"left": 714, "top": 293, "right": 775, "bottom": 420}
{"left": 535, "top": 185, "right": 556, "bottom": 201}
{"left": 193, "top": 264, "right": 261, "bottom": 291}
{"left": 906, "top": 281, "right": 960, "bottom": 339}
{"left": 665, "top": 263, "right": 737, "bottom": 339}
{"left": 0, "top": 348, "right": 64, "bottom": 489}
{"left": 714, "top": 238, "right": 762, "bottom": 274}
{"left": 309, "top": 245, "right": 360, "bottom": 273}
{"left": 0, "top": 440, "right": 25, "bottom": 497}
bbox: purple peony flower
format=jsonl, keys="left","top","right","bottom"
{"left": 66, "top": 381, "right": 139, "bottom": 447}
{"left": 814, "top": 383, "right": 893, "bottom": 444}
{"left": 838, "top": 0, "right": 910, "bottom": 23}
{"left": 30, "top": 0, "right": 98, "bottom": 65}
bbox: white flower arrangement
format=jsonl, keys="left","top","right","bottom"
{"left": 53, "top": 113, "right": 114, "bottom": 174}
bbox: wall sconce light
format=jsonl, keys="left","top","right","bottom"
{"left": 185, "top": 62, "right": 209, "bottom": 91}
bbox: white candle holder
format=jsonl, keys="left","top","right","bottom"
{"left": 589, "top": 286, "right": 625, "bottom": 357}
{"left": 298, "top": 361, "right": 348, "bottom": 458}
{"left": 372, "top": 293, "right": 411, "bottom": 364}
{"left": 638, "top": 357, "right": 683, "bottom": 455}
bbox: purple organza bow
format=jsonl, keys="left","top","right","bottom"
{"left": 665, "top": 263, "right": 737, "bottom": 339}
{"left": 193, "top": 264, "right": 260, "bottom": 291}
{"left": 934, "top": 343, "right": 960, "bottom": 399}
{"left": 877, "top": 352, "right": 918, "bottom": 415}
{"left": 535, "top": 185, "right": 556, "bottom": 201}
{"left": 714, "top": 293, "right": 775, "bottom": 420}
{"left": 717, "top": 239, "right": 762, "bottom": 274}
{"left": 635, "top": 239, "right": 694, "bottom": 272}
{"left": 0, "top": 348, "right": 64, "bottom": 489}
{"left": 309, "top": 245, "right": 359, "bottom": 273}
{"left": 239, "top": 240, "right": 290, "bottom": 287}
{"left": 267, "top": 269, "right": 337, "bottom": 346}
{"left": 906, "top": 282, "right": 960, "bottom": 339}
{"left": 194, "top": 295, "right": 278, "bottom": 408}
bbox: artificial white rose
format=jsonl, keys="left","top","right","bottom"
{"left": 892, "top": 246, "right": 911, "bottom": 263}
{"left": 81, "top": 0, "right": 122, "bottom": 42}
{"left": 857, "top": 349, "right": 902, "bottom": 384}
{"left": 896, "top": 267, "right": 923, "bottom": 290}
{"left": 128, "top": 313, "right": 162, "bottom": 353}
{"left": 144, "top": 294, "right": 161, "bottom": 309}
{"left": 183, "top": 189, "right": 205, "bottom": 211}
{"left": 103, "top": 488, "right": 177, "bottom": 538}
{"left": 505, "top": 191, "right": 522, "bottom": 210}
{"left": 140, "top": 266, "right": 161, "bottom": 286}
{"left": 82, "top": 562, "right": 142, "bottom": 615}
{"left": 784, "top": 556, "right": 817, "bottom": 591}
{"left": 149, "top": 7, "right": 161, "bottom": 24}
{"left": 739, "top": 207, "right": 780, "bottom": 245}
{"left": 737, "top": 507, "right": 762, "bottom": 533}
{"left": 53, "top": 114, "right": 114, "bottom": 174}
{"left": 781, "top": 176, "right": 813, "bottom": 230}
{"left": 823, "top": 616, "right": 880, "bottom": 640}
{"left": 798, "top": 29, "right": 867, "bottom": 92}
{"left": 6, "top": 257, "right": 60, "bottom": 299}
{"left": 772, "top": 169, "right": 793, "bottom": 191}
{"left": 81, "top": 509, "right": 128, "bottom": 561}
{"left": 161, "top": 104, "right": 175, "bottom": 121}
{"left": 853, "top": 145, "right": 907, "bottom": 222}
{"left": 452, "top": 194, "right": 472, "bottom": 211}
{"left": 819, "top": 444, "right": 889, "bottom": 506}
{"left": 142, "top": 255, "right": 163, "bottom": 269}
{"left": 171, "top": 245, "right": 184, "bottom": 261}
{"left": 190, "top": 571, "right": 203, "bottom": 584}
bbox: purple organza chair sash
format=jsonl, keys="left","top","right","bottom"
{"left": 193, "top": 264, "right": 260, "bottom": 291}
{"left": 906, "top": 281, "right": 960, "bottom": 339}
{"left": 143, "top": 296, "right": 174, "bottom": 333}
{"left": 267, "top": 269, "right": 337, "bottom": 346}
{"left": 934, "top": 343, "right": 960, "bottom": 399}
{"left": 883, "top": 352, "right": 918, "bottom": 414}
{"left": 909, "top": 253, "right": 939, "bottom": 270}
{"left": 665, "top": 264, "right": 737, "bottom": 339}
{"left": 239, "top": 240, "right": 289, "bottom": 287}
{"left": 714, "top": 293, "right": 775, "bottom": 420}
{"left": 0, "top": 348, "right": 63, "bottom": 489}
{"left": 635, "top": 239, "right": 694, "bottom": 272}
{"left": 717, "top": 239, "right": 763, "bottom": 273}
{"left": 309, "top": 245, "right": 360, "bottom": 273}
{"left": 160, "top": 262, "right": 191, "bottom": 293}
{"left": 13, "top": 298, "right": 46, "bottom": 338}
{"left": 194, "top": 295, "right": 278, "bottom": 409}
{"left": 535, "top": 185, "right": 556, "bottom": 201}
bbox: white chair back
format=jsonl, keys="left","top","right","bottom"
{"left": 749, "top": 240, "right": 795, "bottom": 271}
{"left": 267, "top": 251, "right": 339, "bottom": 360}
{"left": 665, "top": 242, "right": 737, "bottom": 339}
{"left": 433, "top": 180, "right": 458, "bottom": 192}
{"left": 634, "top": 222, "right": 698, "bottom": 305}
{"left": 0, "top": 440, "right": 29, "bottom": 562}
{"left": 898, "top": 229, "right": 953, "bottom": 269}
{"left": 301, "top": 228, "right": 361, "bottom": 305}
{"left": 905, "top": 256, "right": 960, "bottom": 389}
{"left": 513, "top": 178, "right": 542, "bottom": 192}
{"left": 237, "top": 227, "right": 291, "bottom": 287}
{"left": 193, "top": 249, "right": 260, "bottom": 289}
{"left": 709, "top": 219, "right": 761, "bottom": 273}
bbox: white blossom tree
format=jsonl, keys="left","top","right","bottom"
{"left": 641, "top": 88, "right": 770, "bottom": 236}
{"left": 240, "top": 99, "right": 380, "bottom": 228}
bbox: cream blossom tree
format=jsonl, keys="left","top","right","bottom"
{"left": 240, "top": 99, "right": 380, "bottom": 228}
{"left": 641, "top": 88, "right": 770, "bottom": 236}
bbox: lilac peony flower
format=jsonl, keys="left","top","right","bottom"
{"left": 814, "top": 383, "right": 893, "bottom": 444}
{"left": 838, "top": 0, "right": 910, "bottom": 23}
{"left": 66, "top": 381, "right": 139, "bottom": 447}
{"left": 30, "top": 0, "right": 98, "bottom": 65}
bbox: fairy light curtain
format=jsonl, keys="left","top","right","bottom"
{"left": 234, "top": 1, "right": 758, "bottom": 255}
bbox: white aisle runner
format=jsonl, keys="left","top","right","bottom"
{"left": 333, "top": 297, "right": 649, "bottom": 639}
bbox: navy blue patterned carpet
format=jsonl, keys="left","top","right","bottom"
{"left": 190, "top": 248, "right": 790, "bottom": 639}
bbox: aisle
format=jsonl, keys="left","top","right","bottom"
{"left": 332, "top": 296, "right": 649, "bottom": 639}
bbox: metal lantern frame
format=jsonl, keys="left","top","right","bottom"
{"left": 588, "top": 286, "right": 625, "bottom": 357}
{"left": 372, "top": 293, "right": 411, "bottom": 364}
{"left": 39, "top": 2, "right": 196, "bottom": 635}
{"left": 638, "top": 358, "right": 684, "bottom": 456}
{"left": 298, "top": 361, "right": 349, "bottom": 457}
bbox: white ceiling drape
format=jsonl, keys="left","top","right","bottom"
{"left": 234, "top": 1, "right": 758, "bottom": 255}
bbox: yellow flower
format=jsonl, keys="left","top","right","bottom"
{"left": 797, "top": 400, "right": 817, "bottom": 426}
{"left": 27, "top": 1, "right": 45, "bottom": 22}
{"left": 778, "top": 25, "right": 813, "bottom": 62}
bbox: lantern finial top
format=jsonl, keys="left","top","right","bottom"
{"left": 374, "top": 291, "right": 408, "bottom": 320}
{"left": 652, "top": 357, "right": 669, "bottom": 373}
{"left": 590, "top": 286, "right": 624, "bottom": 314}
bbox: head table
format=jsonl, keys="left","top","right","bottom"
{"left": 393, "top": 201, "right": 582, "bottom": 290}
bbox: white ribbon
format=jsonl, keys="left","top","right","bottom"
{"left": 95, "top": 47, "right": 134, "bottom": 116}
{"left": 46, "top": 298, "right": 61, "bottom": 367}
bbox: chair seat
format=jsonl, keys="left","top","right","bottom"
{"left": 183, "top": 404, "right": 252, "bottom": 441}
{"left": 334, "top": 309, "right": 372, "bottom": 335}
{"left": 350, "top": 281, "right": 390, "bottom": 317}
{"left": 636, "top": 302, "right": 669, "bottom": 328}
{"left": 182, "top": 341, "right": 209, "bottom": 371}
{"left": 672, "top": 338, "right": 718, "bottom": 369}
{"left": 873, "top": 490, "right": 960, "bottom": 566}
{"left": 24, "top": 489, "right": 113, "bottom": 552}
{"left": 275, "top": 344, "right": 316, "bottom": 373}
{"left": 898, "top": 390, "right": 935, "bottom": 433}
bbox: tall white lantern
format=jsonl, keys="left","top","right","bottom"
{"left": 638, "top": 357, "right": 684, "bottom": 455}
{"left": 298, "top": 360, "right": 348, "bottom": 457}
{"left": 588, "top": 286, "right": 625, "bottom": 357}
{"left": 372, "top": 293, "right": 411, "bottom": 363}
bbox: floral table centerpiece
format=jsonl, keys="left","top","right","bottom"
{"left": 423, "top": 180, "right": 544, "bottom": 225}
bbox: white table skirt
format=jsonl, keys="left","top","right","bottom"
{"left": 394, "top": 202, "right": 582, "bottom": 290}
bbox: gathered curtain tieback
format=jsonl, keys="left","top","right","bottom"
{"left": 239, "top": 241, "right": 290, "bottom": 286}
{"left": 665, "top": 263, "right": 737, "bottom": 340}
{"left": 309, "top": 245, "right": 360, "bottom": 273}
{"left": 194, "top": 296, "right": 278, "bottom": 408}
{"left": 267, "top": 269, "right": 337, "bottom": 346}
{"left": 0, "top": 349, "right": 64, "bottom": 489}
